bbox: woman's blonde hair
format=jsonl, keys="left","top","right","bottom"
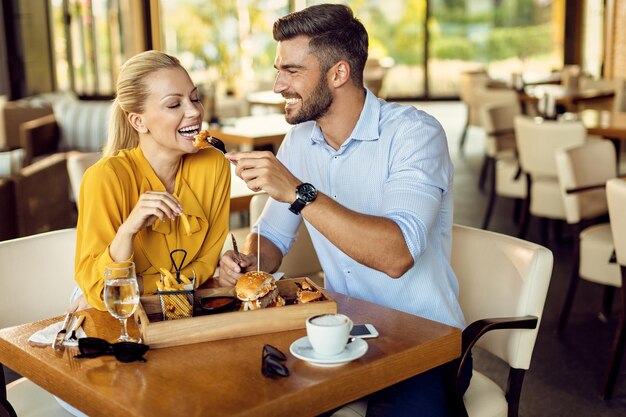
{"left": 104, "top": 50, "right": 183, "bottom": 156}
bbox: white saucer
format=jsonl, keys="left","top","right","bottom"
{"left": 289, "top": 336, "right": 368, "bottom": 367}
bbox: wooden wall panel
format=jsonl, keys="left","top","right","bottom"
{"left": 614, "top": 0, "right": 626, "bottom": 77}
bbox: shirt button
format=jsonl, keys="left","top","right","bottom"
{"left": 333, "top": 156, "right": 338, "bottom": 160}
{"left": 333, "top": 195, "right": 337, "bottom": 199}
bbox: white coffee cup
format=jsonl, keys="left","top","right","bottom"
{"left": 306, "top": 313, "right": 353, "bottom": 356}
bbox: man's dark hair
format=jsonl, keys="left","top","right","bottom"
{"left": 273, "top": 4, "right": 368, "bottom": 87}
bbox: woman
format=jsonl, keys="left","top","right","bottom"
{"left": 73, "top": 50, "right": 230, "bottom": 311}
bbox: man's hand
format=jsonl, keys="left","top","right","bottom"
{"left": 216, "top": 250, "right": 258, "bottom": 287}
{"left": 226, "top": 151, "right": 301, "bottom": 203}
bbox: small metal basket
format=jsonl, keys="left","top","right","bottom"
{"left": 158, "top": 284, "right": 195, "bottom": 321}
{"left": 157, "top": 249, "right": 196, "bottom": 321}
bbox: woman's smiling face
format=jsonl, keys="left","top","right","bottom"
{"left": 137, "top": 66, "right": 204, "bottom": 155}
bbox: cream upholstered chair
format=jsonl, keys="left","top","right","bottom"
{"left": 514, "top": 116, "right": 587, "bottom": 240}
{"left": 0, "top": 228, "right": 77, "bottom": 417}
{"left": 555, "top": 140, "right": 620, "bottom": 334}
{"left": 331, "top": 225, "right": 554, "bottom": 417}
{"left": 479, "top": 100, "right": 526, "bottom": 229}
{"left": 66, "top": 151, "right": 101, "bottom": 203}
{"left": 225, "top": 193, "right": 323, "bottom": 285}
{"left": 458, "top": 70, "right": 517, "bottom": 155}
{"left": 450, "top": 224, "right": 553, "bottom": 417}
{"left": 604, "top": 178, "right": 626, "bottom": 399}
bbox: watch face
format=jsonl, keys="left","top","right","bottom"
{"left": 298, "top": 183, "right": 317, "bottom": 202}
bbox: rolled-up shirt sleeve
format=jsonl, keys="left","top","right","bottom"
{"left": 382, "top": 111, "right": 452, "bottom": 261}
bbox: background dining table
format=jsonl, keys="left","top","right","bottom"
{"left": 0, "top": 289, "right": 460, "bottom": 417}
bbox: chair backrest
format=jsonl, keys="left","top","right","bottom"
{"left": 556, "top": 140, "right": 616, "bottom": 224}
{"left": 607, "top": 179, "right": 626, "bottom": 266}
{"left": 451, "top": 224, "right": 553, "bottom": 369}
{"left": 249, "top": 194, "right": 322, "bottom": 278}
{"left": 479, "top": 99, "right": 521, "bottom": 156}
{"left": 0, "top": 228, "right": 76, "bottom": 329}
{"left": 514, "top": 116, "right": 587, "bottom": 178}
{"left": 66, "top": 151, "right": 101, "bottom": 202}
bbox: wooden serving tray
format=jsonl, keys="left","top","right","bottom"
{"left": 134, "top": 277, "right": 336, "bottom": 348}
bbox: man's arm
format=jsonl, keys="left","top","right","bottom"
{"left": 226, "top": 150, "right": 415, "bottom": 278}
{"left": 300, "top": 192, "right": 413, "bottom": 278}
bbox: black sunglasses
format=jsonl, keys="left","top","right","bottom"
{"left": 262, "top": 344, "right": 289, "bottom": 378}
{"left": 74, "top": 337, "right": 149, "bottom": 363}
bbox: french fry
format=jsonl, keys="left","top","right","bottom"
{"left": 179, "top": 273, "right": 191, "bottom": 285}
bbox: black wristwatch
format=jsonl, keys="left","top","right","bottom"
{"left": 289, "top": 183, "right": 317, "bottom": 215}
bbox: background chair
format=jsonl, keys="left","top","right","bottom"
{"left": 604, "top": 178, "right": 626, "bottom": 399}
{"left": 479, "top": 100, "right": 526, "bottom": 229}
{"left": 458, "top": 70, "right": 517, "bottom": 155}
{"left": 0, "top": 228, "right": 77, "bottom": 417}
{"left": 555, "top": 140, "right": 620, "bottom": 335}
{"left": 450, "top": 224, "right": 553, "bottom": 417}
{"left": 66, "top": 151, "right": 101, "bottom": 203}
{"left": 514, "top": 116, "right": 588, "bottom": 240}
{"left": 12, "top": 153, "right": 76, "bottom": 237}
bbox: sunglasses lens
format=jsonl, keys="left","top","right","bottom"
{"left": 263, "top": 355, "right": 289, "bottom": 377}
{"left": 78, "top": 337, "right": 111, "bottom": 355}
{"left": 263, "top": 344, "right": 286, "bottom": 361}
{"left": 113, "top": 342, "right": 150, "bottom": 363}
{"left": 75, "top": 338, "right": 149, "bottom": 363}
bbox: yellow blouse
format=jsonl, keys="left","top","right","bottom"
{"left": 75, "top": 146, "right": 230, "bottom": 310}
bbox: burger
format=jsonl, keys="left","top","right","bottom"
{"left": 296, "top": 281, "right": 323, "bottom": 304}
{"left": 235, "top": 271, "right": 285, "bottom": 311}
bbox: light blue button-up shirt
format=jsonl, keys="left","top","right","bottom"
{"left": 253, "top": 89, "right": 465, "bottom": 329}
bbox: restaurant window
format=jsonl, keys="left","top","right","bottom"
{"left": 51, "top": 0, "right": 127, "bottom": 97}
{"left": 157, "top": 0, "right": 289, "bottom": 103}
{"left": 306, "top": 0, "right": 565, "bottom": 99}
{"left": 49, "top": 0, "right": 565, "bottom": 100}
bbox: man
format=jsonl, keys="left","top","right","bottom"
{"left": 219, "top": 4, "right": 468, "bottom": 416}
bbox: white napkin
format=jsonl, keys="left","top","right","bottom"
{"left": 28, "top": 316, "right": 87, "bottom": 347}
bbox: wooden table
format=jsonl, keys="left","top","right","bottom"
{"left": 0, "top": 291, "right": 460, "bottom": 417}
{"left": 520, "top": 84, "right": 615, "bottom": 113}
{"left": 579, "top": 109, "right": 626, "bottom": 141}
{"left": 246, "top": 90, "right": 285, "bottom": 113}
{"left": 212, "top": 114, "right": 292, "bottom": 153}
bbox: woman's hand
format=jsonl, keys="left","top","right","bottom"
{"left": 216, "top": 250, "right": 258, "bottom": 287}
{"left": 110, "top": 191, "right": 183, "bottom": 262}
{"left": 121, "top": 191, "right": 183, "bottom": 235}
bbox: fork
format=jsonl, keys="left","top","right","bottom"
{"left": 231, "top": 233, "right": 242, "bottom": 265}
{"left": 208, "top": 136, "right": 226, "bottom": 154}
{"left": 68, "top": 315, "right": 85, "bottom": 342}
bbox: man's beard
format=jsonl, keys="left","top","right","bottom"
{"left": 285, "top": 74, "right": 333, "bottom": 125}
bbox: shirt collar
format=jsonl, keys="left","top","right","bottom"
{"left": 310, "top": 88, "right": 381, "bottom": 146}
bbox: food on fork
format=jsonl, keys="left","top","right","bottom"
{"left": 296, "top": 280, "right": 323, "bottom": 304}
{"left": 192, "top": 129, "right": 213, "bottom": 149}
{"left": 235, "top": 271, "right": 285, "bottom": 311}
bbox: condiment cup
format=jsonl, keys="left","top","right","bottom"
{"left": 306, "top": 313, "right": 353, "bottom": 356}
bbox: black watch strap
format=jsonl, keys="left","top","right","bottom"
{"left": 289, "top": 198, "right": 307, "bottom": 215}
{"left": 288, "top": 183, "right": 317, "bottom": 215}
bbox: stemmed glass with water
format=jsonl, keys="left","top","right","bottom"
{"left": 104, "top": 261, "right": 141, "bottom": 342}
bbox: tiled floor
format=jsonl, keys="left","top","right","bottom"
{"left": 416, "top": 100, "right": 626, "bottom": 416}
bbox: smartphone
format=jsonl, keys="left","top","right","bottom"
{"left": 350, "top": 323, "right": 379, "bottom": 339}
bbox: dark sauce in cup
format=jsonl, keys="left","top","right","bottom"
{"left": 199, "top": 296, "right": 237, "bottom": 314}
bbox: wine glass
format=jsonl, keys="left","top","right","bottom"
{"left": 104, "top": 261, "right": 141, "bottom": 342}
